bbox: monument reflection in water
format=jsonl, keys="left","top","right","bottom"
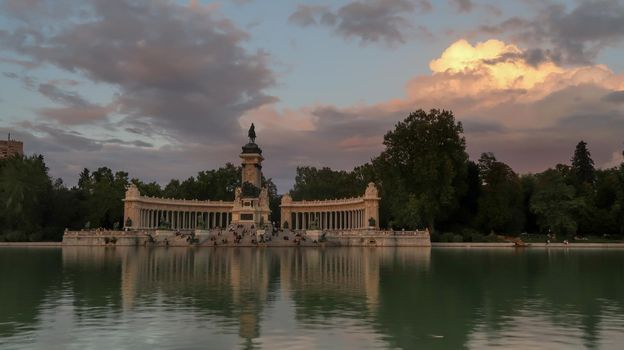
{"left": 2, "top": 247, "right": 624, "bottom": 349}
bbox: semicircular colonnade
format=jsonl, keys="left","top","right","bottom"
{"left": 280, "top": 183, "right": 380, "bottom": 230}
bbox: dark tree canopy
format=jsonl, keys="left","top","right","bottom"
{"left": 290, "top": 166, "right": 368, "bottom": 201}
{"left": 476, "top": 153, "right": 524, "bottom": 234}
{"left": 379, "top": 109, "right": 468, "bottom": 232}
{"left": 571, "top": 140, "right": 595, "bottom": 185}
{"left": 530, "top": 169, "right": 584, "bottom": 237}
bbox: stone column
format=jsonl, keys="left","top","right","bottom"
{"left": 291, "top": 212, "right": 296, "bottom": 230}
{"left": 349, "top": 210, "right": 352, "bottom": 229}
{"left": 358, "top": 209, "right": 362, "bottom": 228}
{"left": 347, "top": 210, "right": 351, "bottom": 229}
{"left": 337, "top": 211, "right": 341, "bottom": 230}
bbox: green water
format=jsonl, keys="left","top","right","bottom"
{"left": 1, "top": 247, "right": 623, "bottom": 349}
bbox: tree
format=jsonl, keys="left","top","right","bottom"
{"left": 0, "top": 155, "right": 52, "bottom": 240}
{"left": 263, "top": 177, "right": 281, "bottom": 224}
{"left": 131, "top": 179, "right": 162, "bottom": 197}
{"left": 476, "top": 153, "right": 524, "bottom": 234}
{"left": 291, "top": 166, "right": 364, "bottom": 200}
{"left": 379, "top": 109, "right": 468, "bottom": 232}
{"left": 571, "top": 141, "right": 596, "bottom": 185}
{"left": 80, "top": 167, "right": 128, "bottom": 229}
{"left": 530, "top": 169, "right": 583, "bottom": 237}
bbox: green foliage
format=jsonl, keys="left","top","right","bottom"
{"left": 377, "top": 109, "right": 468, "bottom": 232}
{"left": 530, "top": 169, "right": 584, "bottom": 237}
{"left": 79, "top": 167, "right": 128, "bottom": 229}
{"left": 571, "top": 140, "right": 596, "bottom": 185}
{"left": 435, "top": 232, "right": 464, "bottom": 242}
{"left": 0, "top": 155, "right": 53, "bottom": 241}
{"left": 241, "top": 182, "right": 260, "bottom": 197}
{"left": 290, "top": 166, "right": 367, "bottom": 200}
{"left": 161, "top": 163, "right": 240, "bottom": 200}
{"left": 476, "top": 153, "right": 524, "bottom": 234}
{"left": 131, "top": 179, "right": 162, "bottom": 197}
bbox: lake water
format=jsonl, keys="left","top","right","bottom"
{"left": 1, "top": 247, "right": 624, "bottom": 349}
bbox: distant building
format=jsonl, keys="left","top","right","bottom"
{"left": 0, "top": 134, "right": 24, "bottom": 159}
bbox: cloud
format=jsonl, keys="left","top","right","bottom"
{"left": 604, "top": 150, "right": 624, "bottom": 168}
{"left": 242, "top": 39, "right": 624, "bottom": 184}
{"left": 477, "top": 0, "right": 624, "bottom": 64}
{"left": 603, "top": 91, "right": 624, "bottom": 104}
{"left": 288, "top": 5, "right": 329, "bottom": 27}
{"left": 0, "top": 0, "right": 276, "bottom": 141}
{"left": 450, "top": 0, "right": 473, "bottom": 13}
{"left": 0, "top": 57, "right": 38, "bottom": 69}
{"left": 288, "top": 0, "right": 432, "bottom": 46}
{"left": 35, "top": 83, "right": 111, "bottom": 125}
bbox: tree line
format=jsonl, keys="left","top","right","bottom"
{"left": 0, "top": 159, "right": 280, "bottom": 241}
{"left": 1, "top": 109, "right": 623, "bottom": 241}
{"left": 289, "top": 109, "right": 624, "bottom": 241}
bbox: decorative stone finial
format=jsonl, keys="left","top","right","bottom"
{"left": 281, "top": 193, "right": 292, "bottom": 204}
{"left": 125, "top": 183, "right": 140, "bottom": 199}
{"left": 364, "top": 182, "right": 378, "bottom": 198}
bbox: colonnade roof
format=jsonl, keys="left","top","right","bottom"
{"left": 124, "top": 195, "right": 235, "bottom": 208}
{"left": 281, "top": 197, "right": 366, "bottom": 208}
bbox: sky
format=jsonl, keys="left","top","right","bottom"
{"left": 1, "top": 0, "right": 624, "bottom": 192}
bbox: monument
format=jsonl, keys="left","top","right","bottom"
{"left": 64, "top": 125, "right": 430, "bottom": 247}
{"left": 230, "top": 123, "right": 271, "bottom": 227}
{"left": 121, "top": 124, "right": 270, "bottom": 230}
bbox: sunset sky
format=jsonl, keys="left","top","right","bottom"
{"left": 1, "top": 0, "right": 624, "bottom": 191}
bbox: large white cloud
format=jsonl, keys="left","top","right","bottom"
{"left": 243, "top": 39, "right": 624, "bottom": 184}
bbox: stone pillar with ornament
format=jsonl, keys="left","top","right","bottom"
{"left": 363, "top": 182, "right": 380, "bottom": 229}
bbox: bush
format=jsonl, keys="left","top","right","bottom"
{"left": 440, "top": 232, "right": 463, "bottom": 242}
{"left": 1, "top": 230, "right": 28, "bottom": 242}
{"left": 28, "top": 231, "right": 44, "bottom": 242}
{"left": 461, "top": 228, "right": 481, "bottom": 242}
{"left": 484, "top": 234, "right": 501, "bottom": 242}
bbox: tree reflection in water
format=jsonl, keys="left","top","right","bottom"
{"left": 1, "top": 247, "right": 623, "bottom": 349}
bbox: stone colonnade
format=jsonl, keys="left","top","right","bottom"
{"left": 280, "top": 182, "right": 381, "bottom": 230}
{"left": 123, "top": 184, "right": 235, "bottom": 230}
{"left": 136, "top": 208, "right": 232, "bottom": 230}
{"left": 287, "top": 209, "right": 367, "bottom": 230}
